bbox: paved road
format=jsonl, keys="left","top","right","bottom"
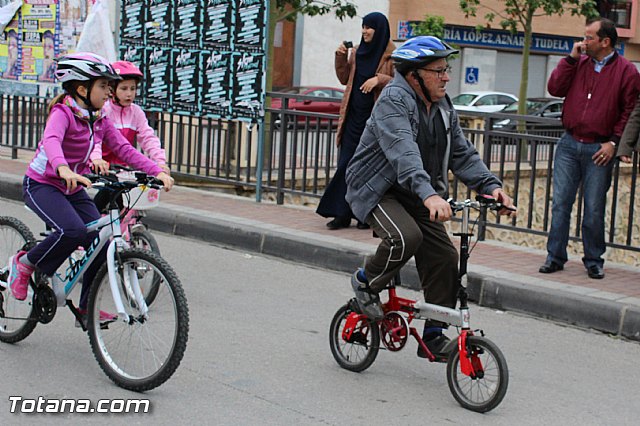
{"left": 1, "top": 198, "right": 639, "bottom": 425}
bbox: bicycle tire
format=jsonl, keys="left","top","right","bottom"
{"left": 446, "top": 335, "right": 509, "bottom": 413}
{"left": 0, "top": 217, "right": 38, "bottom": 343}
{"left": 130, "top": 229, "right": 161, "bottom": 304}
{"left": 130, "top": 229, "right": 161, "bottom": 255}
{"left": 329, "top": 302, "right": 379, "bottom": 372}
{"left": 87, "top": 248, "right": 189, "bottom": 391}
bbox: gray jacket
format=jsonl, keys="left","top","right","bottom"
{"left": 345, "top": 72, "right": 502, "bottom": 222}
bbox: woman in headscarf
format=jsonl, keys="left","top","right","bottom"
{"left": 316, "top": 12, "right": 395, "bottom": 230}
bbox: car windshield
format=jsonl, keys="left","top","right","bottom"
{"left": 451, "top": 94, "right": 477, "bottom": 106}
{"left": 504, "top": 100, "right": 548, "bottom": 114}
{"left": 281, "top": 87, "right": 305, "bottom": 94}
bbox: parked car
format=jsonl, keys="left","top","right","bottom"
{"left": 451, "top": 91, "right": 518, "bottom": 113}
{"left": 492, "top": 97, "right": 563, "bottom": 130}
{"left": 271, "top": 86, "right": 344, "bottom": 127}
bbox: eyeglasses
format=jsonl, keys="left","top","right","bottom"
{"left": 421, "top": 65, "right": 452, "bottom": 79}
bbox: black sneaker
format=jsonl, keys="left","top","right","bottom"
{"left": 350, "top": 270, "right": 383, "bottom": 321}
{"left": 417, "top": 334, "right": 452, "bottom": 362}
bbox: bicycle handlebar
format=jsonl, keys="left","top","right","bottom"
{"left": 84, "top": 172, "right": 164, "bottom": 191}
{"left": 448, "top": 195, "right": 517, "bottom": 214}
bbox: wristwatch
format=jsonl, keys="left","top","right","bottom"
{"left": 609, "top": 141, "right": 617, "bottom": 147}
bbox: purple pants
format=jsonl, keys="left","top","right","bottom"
{"left": 23, "top": 177, "right": 106, "bottom": 309}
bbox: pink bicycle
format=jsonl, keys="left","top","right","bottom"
{"left": 93, "top": 164, "right": 161, "bottom": 256}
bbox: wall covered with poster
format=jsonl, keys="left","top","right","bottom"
{"left": 119, "top": 0, "right": 268, "bottom": 123}
{"left": 0, "top": 0, "right": 95, "bottom": 94}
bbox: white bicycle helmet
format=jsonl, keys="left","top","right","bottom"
{"left": 54, "top": 52, "right": 120, "bottom": 111}
{"left": 54, "top": 52, "right": 120, "bottom": 83}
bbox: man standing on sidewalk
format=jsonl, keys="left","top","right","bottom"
{"left": 540, "top": 18, "right": 639, "bottom": 279}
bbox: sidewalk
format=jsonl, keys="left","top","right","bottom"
{"left": 1, "top": 156, "right": 639, "bottom": 341}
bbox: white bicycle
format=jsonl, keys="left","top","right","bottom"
{"left": 0, "top": 173, "right": 189, "bottom": 391}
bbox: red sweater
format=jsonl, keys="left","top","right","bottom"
{"left": 547, "top": 52, "right": 639, "bottom": 143}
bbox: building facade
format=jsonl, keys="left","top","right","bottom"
{"left": 294, "top": 0, "right": 640, "bottom": 99}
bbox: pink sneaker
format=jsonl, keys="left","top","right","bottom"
{"left": 8, "top": 251, "right": 34, "bottom": 301}
{"left": 75, "top": 308, "right": 117, "bottom": 328}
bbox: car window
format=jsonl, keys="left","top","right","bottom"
{"left": 308, "top": 89, "right": 331, "bottom": 97}
{"left": 476, "top": 95, "right": 497, "bottom": 106}
{"left": 547, "top": 103, "right": 563, "bottom": 113}
{"left": 282, "top": 87, "right": 304, "bottom": 94}
{"left": 498, "top": 95, "right": 516, "bottom": 105}
{"left": 332, "top": 90, "right": 344, "bottom": 99}
{"left": 504, "top": 102, "right": 519, "bottom": 112}
{"left": 451, "top": 94, "right": 477, "bottom": 106}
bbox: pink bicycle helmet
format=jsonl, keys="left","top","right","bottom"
{"left": 112, "top": 60, "right": 143, "bottom": 80}
{"left": 54, "top": 52, "right": 120, "bottom": 83}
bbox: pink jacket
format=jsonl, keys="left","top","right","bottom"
{"left": 26, "top": 103, "right": 163, "bottom": 194}
{"left": 90, "top": 100, "right": 166, "bottom": 166}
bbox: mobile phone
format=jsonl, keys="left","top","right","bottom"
{"left": 343, "top": 40, "right": 353, "bottom": 49}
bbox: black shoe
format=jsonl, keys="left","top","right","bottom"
{"left": 356, "top": 222, "right": 370, "bottom": 230}
{"left": 326, "top": 217, "right": 350, "bottom": 230}
{"left": 417, "top": 334, "right": 452, "bottom": 362}
{"left": 587, "top": 265, "right": 605, "bottom": 279}
{"left": 539, "top": 261, "right": 563, "bottom": 274}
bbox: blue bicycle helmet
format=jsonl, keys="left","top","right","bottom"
{"left": 392, "top": 36, "right": 458, "bottom": 74}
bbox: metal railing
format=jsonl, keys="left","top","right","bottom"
{"left": 2, "top": 92, "right": 639, "bottom": 255}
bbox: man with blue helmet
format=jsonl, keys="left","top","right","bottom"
{"left": 345, "top": 36, "right": 516, "bottom": 360}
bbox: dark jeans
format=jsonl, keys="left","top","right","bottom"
{"left": 23, "top": 177, "right": 106, "bottom": 309}
{"left": 546, "top": 133, "right": 613, "bottom": 268}
{"left": 364, "top": 192, "right": 459, "bottom": 327}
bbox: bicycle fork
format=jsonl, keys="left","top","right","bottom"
{"left": 107, "top": 242, "right": 149, "bottom": 322}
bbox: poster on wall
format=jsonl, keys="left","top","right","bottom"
{"left": 235, "top": 0, "right": 264, "bottom": 52}
{"left": 202, "top": 0, "right": 232, "bottom": 49}
{"left": 120, "top": 0, "right": 145, "bottom": 45}
{"left": 231, "top": 52, "right": 263, "bottom": 120}
{"left": 119, "top": 0, "right": 266, "bottom": 121}
{"left": 0, "top": 0, "right": 95, "bottom": 95}
{"left": 144, "top": 46, "right": 172, "bottom": 111}
{"left": 172, "top": 48, "right": 200, "bottom": 113}
{"left": 174, "top": 0, "right": 200, "bottom": 49}
{"left": 19, "top": 0, "right": 58, "bottom": 83}
{"left": 58, "top": 0, "right": 94, "bottom": 55}
{"left": 0, "top": 15, "right": 20, "bottom": 80}
{"left": 201, "top": 50, "right": 231, "bottom": 117}
{"left": 146, "top": 0, "right": 172, "bottom": 47}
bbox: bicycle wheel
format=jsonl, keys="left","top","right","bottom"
{"left": 446, "top": 335, "right": 509, "bottom": 413}
{"left": 329, "top": 302, "right": 379, "bottom": 372}
{"left": 0, "top": 217, "right": 37, "bottom": 343}
{"left": 87, "top": 248, "right": 189, "bottom": 391}
{"left": 130, "top": 229, "right": 161, "bottom": 304}
{"left": 130, "top": 229, "right": 161, "bottom": 255}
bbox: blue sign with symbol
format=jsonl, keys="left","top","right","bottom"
{"left": 465, "top": 67, "right": 479, "bottom": 85}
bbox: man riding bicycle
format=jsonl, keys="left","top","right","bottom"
{"left": 345, "top": 36, "right": 516, "bottom": 360}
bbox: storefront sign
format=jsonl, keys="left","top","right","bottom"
{"left": 397, "top": 22, "right": 625, "bottom": 55}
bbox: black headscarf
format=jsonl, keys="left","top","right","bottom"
{"left": 355, "top": 12, "right": 390, "bottom": 79}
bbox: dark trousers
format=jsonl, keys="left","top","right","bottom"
{"left": 23, "top": 177, "right": 105, "bottom": 309}
{"left": 364, "top": 192, "right": 459, "bottom": 326}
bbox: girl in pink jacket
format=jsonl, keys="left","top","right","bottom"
{"left": 90, "top": 61, "right": 170, "bottom": 174}
{"left": 7, "top": 53, "right": 173, "bottom": 323}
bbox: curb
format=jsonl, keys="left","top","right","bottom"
{"left": 1, "top": 173, "right": 638, "bottom": 342}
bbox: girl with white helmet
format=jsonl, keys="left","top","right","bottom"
{"left": 6, "top": 52, "right": 173, "bottom": 324}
